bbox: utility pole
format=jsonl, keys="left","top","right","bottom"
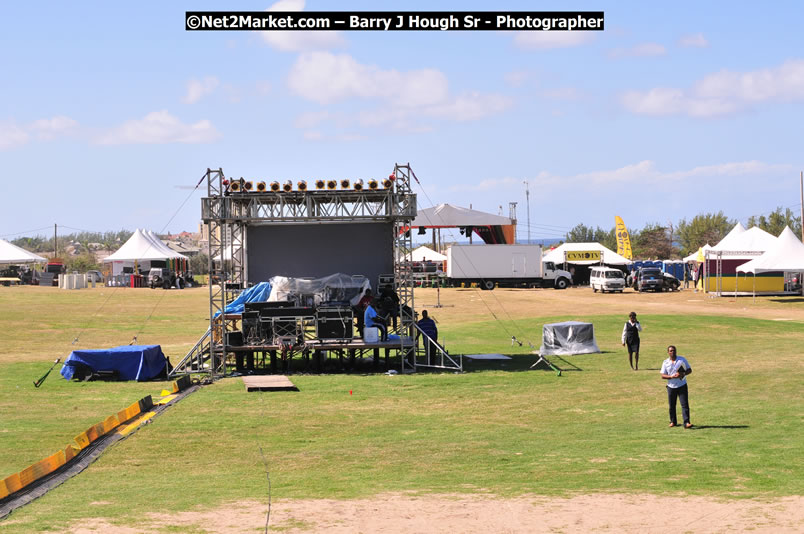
{"left": 800, "top": 171, "right": 803, "bottom": 243}
{"left": 54, "top": 223, "right": 58, "bottom": 258}
{"left": 524, "top": 181, "right": 531, "bottom": 245}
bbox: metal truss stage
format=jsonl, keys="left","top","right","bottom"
{"left": 169, "top": 164, "right": 462, "bottom": 378}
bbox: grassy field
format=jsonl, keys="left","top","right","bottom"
{"left": 0, "top": 285, "right": 803, "bottom": 531}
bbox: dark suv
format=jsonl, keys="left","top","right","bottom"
{"left": 636, "top": 268, "right": 664, "bottom": 292}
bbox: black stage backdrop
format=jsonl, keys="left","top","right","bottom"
{"left": 246, "top": 223, "right": 394, "bottom": 288}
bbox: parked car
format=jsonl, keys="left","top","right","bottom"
{"left": 590, "top": 266, "right": 626, "bottom": 293}
{"left": 662, "top": 272, "right": 681, "bottom": 291}
{"left": 636, "top": 267, "right": 664, "bottom": 292}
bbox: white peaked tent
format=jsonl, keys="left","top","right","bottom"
{"left": 710, "top": 222, "right": 747, "bottom": 251}
{"left": 737, "top": 227, "right": 804, "bottom": 274}
{"left": 543, "top": 242, "right": 631, "bottom": 265}
{"left": 0, "top": 238, "right": 47, "bottom": 264}
{"left": 406, "top": 246, "right": 447, "bottom": 262}
{"left": 683, "top": 244, "right": 712, "bottom": 263}
{"left": 710, "top": 225, "right": 777, "bottom": 256}
{"left": 103, "top": 229, "right": 188, "bottom": 275}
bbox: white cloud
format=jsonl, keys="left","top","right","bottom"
{"left": 288, "top": 52, "right": 449, "bottom": 106}
{"left": 679, "top": 33, "right": 709, "bottom": 48}
{"left": 259, "top": 0, "right": 345, "bottom": 52}
{"left": 608, "top": 42, "right": 666, "bottom": 58}
{"left": 424, "top": 92, "right": 512, "bottom": 121}
{"left": 183, "top": 77, "right": 220, "bottom": 104}
{"left": 97, "top": 110, "right": 221, "bottom": 145}
{"left": 514, "top": 31, "right": 595, "bottom": 50}
{"left": 29, "top": 116, "right": 79, "bottom": 139}
{"left": 1, "top": 115, "right": 79, "bottom": 149}
{"left": 622, "top": 59, "right": 804, "bottom": 117}
{"left": 0, "top": 122, "right": 30, "bottom": 150}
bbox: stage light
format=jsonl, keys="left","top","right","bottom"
{"left": 283, "top": 180, "right": 293, "bottom": 192}
{"left": 368, "top": 179, "right": 379, "bottom": 190}
{"left": 256, "top": 181, "right": 267, "bottom": 192}
{"left": 353, "top": 179, "right": 364, "bottom": 191}
{"left": 340, "top": 179, "right": 350, "bottom": 189}
{"left": 327, "top": 179, "right": 337, "bottom": 190}
{"left": 388, "top": 173, "right": 396, "bottom": 182}
{"left": 230, "top": 180, "right": 241, "bottom": 192}
{"left": 222, "top": 179, "right": 229, "bottom": 187}
{"left": 270, "top": 181, "right": 281, "bottom": 192}
{"left": 418, "top": 226, "right": 426, "bottom": 235}
{"left": 382, "top": 178, "right": 393, "bottom": 188}
{"left": 243, "top": 181, "right": 254, "bottom": 191}
{"left": 297, "top": 180, "right": 308, "bottom": 191}
{"left": 315, "top": 179, "right": 326, "bottom": 190}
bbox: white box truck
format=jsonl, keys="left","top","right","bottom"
{"left": 446, "top": 244, "right": 573, "bottom": 290}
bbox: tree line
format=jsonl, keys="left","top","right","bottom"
{"left": 565, "top": 207, "right": 802, "bottom": 259}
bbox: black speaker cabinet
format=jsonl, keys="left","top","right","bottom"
{"left": 315, "top": 307, "right": 353, "bottom": 340}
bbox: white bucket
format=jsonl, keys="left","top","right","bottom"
{"left": 364, "top": 327, "right": 379, "bottom": 342}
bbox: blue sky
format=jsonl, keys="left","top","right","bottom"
{"left": 2, "top": 1, "right": 803, "bottom": 243}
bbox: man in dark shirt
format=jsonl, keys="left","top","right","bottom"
{"left": 417, "top": 310, "right": 438, "bottom": 364}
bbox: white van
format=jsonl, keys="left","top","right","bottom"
{"left": 590, "top": 266, "right": 626, "bottom": 293}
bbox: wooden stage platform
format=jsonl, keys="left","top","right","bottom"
{"left": 242, "top": 375, "right": 298, "bottom": 392}
{"left": 227, "top": 338, "right": 413, "bottom": 374}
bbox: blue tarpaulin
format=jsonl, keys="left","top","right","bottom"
{"left": 215, "top": 281, "right": 272, "bottom": 316}
{"left": 60, "top": 345, "right": 167, "bottom": 381}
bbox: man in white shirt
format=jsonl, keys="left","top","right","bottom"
{"left": 661, "top": 345, "right": 693, "bottom": 428}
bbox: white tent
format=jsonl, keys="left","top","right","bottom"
{"left": 411, "top": 203, "right": 513, "bottom": 227}
{"left": 709, "top": 224, "right": 777, "bottom": 257}
{"left": 543, "top": 243, "right": 631, "bottom": 265}
{"left": 737, "top": 227, "right": 804, "bottom": 274}
{"left": 103, "top": 229, "right": 188, "bottom": 276}
{"left": 406, "top": 246, "right": 447, "bottom": 262}
{"left": 709, "top": 222, "right": 746, "bottom": 251}
{"left": 0, "top": 238, "right": 47, "bottom": 264}
{"left": 683, "top": 244, "right": 712, "bottom": 263}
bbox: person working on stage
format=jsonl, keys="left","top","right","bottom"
{"left": 354, "top": 288, "right": 374, "bottom": 337}
{"left": 364, "top": 297, "right": 388, "bottom": 341}
{"left": 621, "top": 311, "right": 642, "bottom": 370}
{"left": 416, "top": 310, "right": 438, "bottom": 364}
{"left": 661, "top": 345, "right": 693, "bottom": 428}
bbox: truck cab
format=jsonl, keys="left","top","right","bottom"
{"left": 542, "top": 261, "right": 573, "bottom": 289}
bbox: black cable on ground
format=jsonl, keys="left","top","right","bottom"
{"left": 0, "top": 385, "right": 200, "bottom": 520}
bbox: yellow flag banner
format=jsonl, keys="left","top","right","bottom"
{"left": 566, "top": 250, "right": 601, "bottom": 261}
{"left": 614, "top": 216, "right": 633, "bottom": 260}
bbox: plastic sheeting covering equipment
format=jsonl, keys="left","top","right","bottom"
{"left": 538, "top": 321, "right": 600, "bottom": 356}
{"left": 60, "top": 345, "right": 167, "bottom": 382}
{"left": 268, "top": 273, "right": 371, "bottom": 307}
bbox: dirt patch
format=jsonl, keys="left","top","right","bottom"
{"left": 66, "top": 493, "right": 804, "bottom": 533}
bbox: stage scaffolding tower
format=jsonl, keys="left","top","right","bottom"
{"left": 183, "top": 165, "right": 418, "bottom": 377}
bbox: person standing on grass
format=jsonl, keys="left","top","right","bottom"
{"left": 621, "top": 311, "right": 642, "bottom": 370}
{"left": 661, "top": 345, "right": 693, "bottom": 428}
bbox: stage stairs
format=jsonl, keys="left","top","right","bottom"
{"left": 168, "top": 328, "right": 213, "bottom": 378}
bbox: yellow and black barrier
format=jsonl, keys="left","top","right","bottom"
{"left": 0, "top": 395, "right": 153, "bottom": 500}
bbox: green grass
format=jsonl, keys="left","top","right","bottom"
{"left": 0, "top": 287, "right": 803, "bottom": 531}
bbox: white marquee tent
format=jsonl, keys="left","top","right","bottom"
{"left": 737, "top": 226, "right": 804, "bottom": 274}
{"left": 683, "top": 244, "right": 712, "bottom": 263}
{"left": 0, "top": 238, "right": 47, "bottom": 264}
{"left": 103, "top": 229, "right": 188, "bottom": 275}
{"left": 709, "top": 224, "right": 777, "bottom": 258}
{"left": 406, "top": 245, "right": 447, "bottom": 262}
{"left": 543, "top": 242, "right": 631, "bottom": 266}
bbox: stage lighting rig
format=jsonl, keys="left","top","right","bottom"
{"left": 243, "top": 181, "right": 254, "bottom": 191}
{"left": 353, "top": 179, "right": 364, "bottom": 191}
{"left": 327, "top": 179, "right": 337, "bottom": 190}
{"left": 340, "top": 179, "right": 350, "bottom": 189}
{"left": 283, "top": 180, "right": 293, "bottom": 192}
{"left": 297, "top": 180, "right": 308, "bottom": 191}
{"left": 270, "top": 181, "right": 281, "bottom": 192}
{"left": 315, "top": 179, "right": 325, "bottom": 190}
{"left": 256, "top": 181, "right": 267, "bottom": 192}
{"left": 367, "top": 179, "right": 379, "bottom": 190}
